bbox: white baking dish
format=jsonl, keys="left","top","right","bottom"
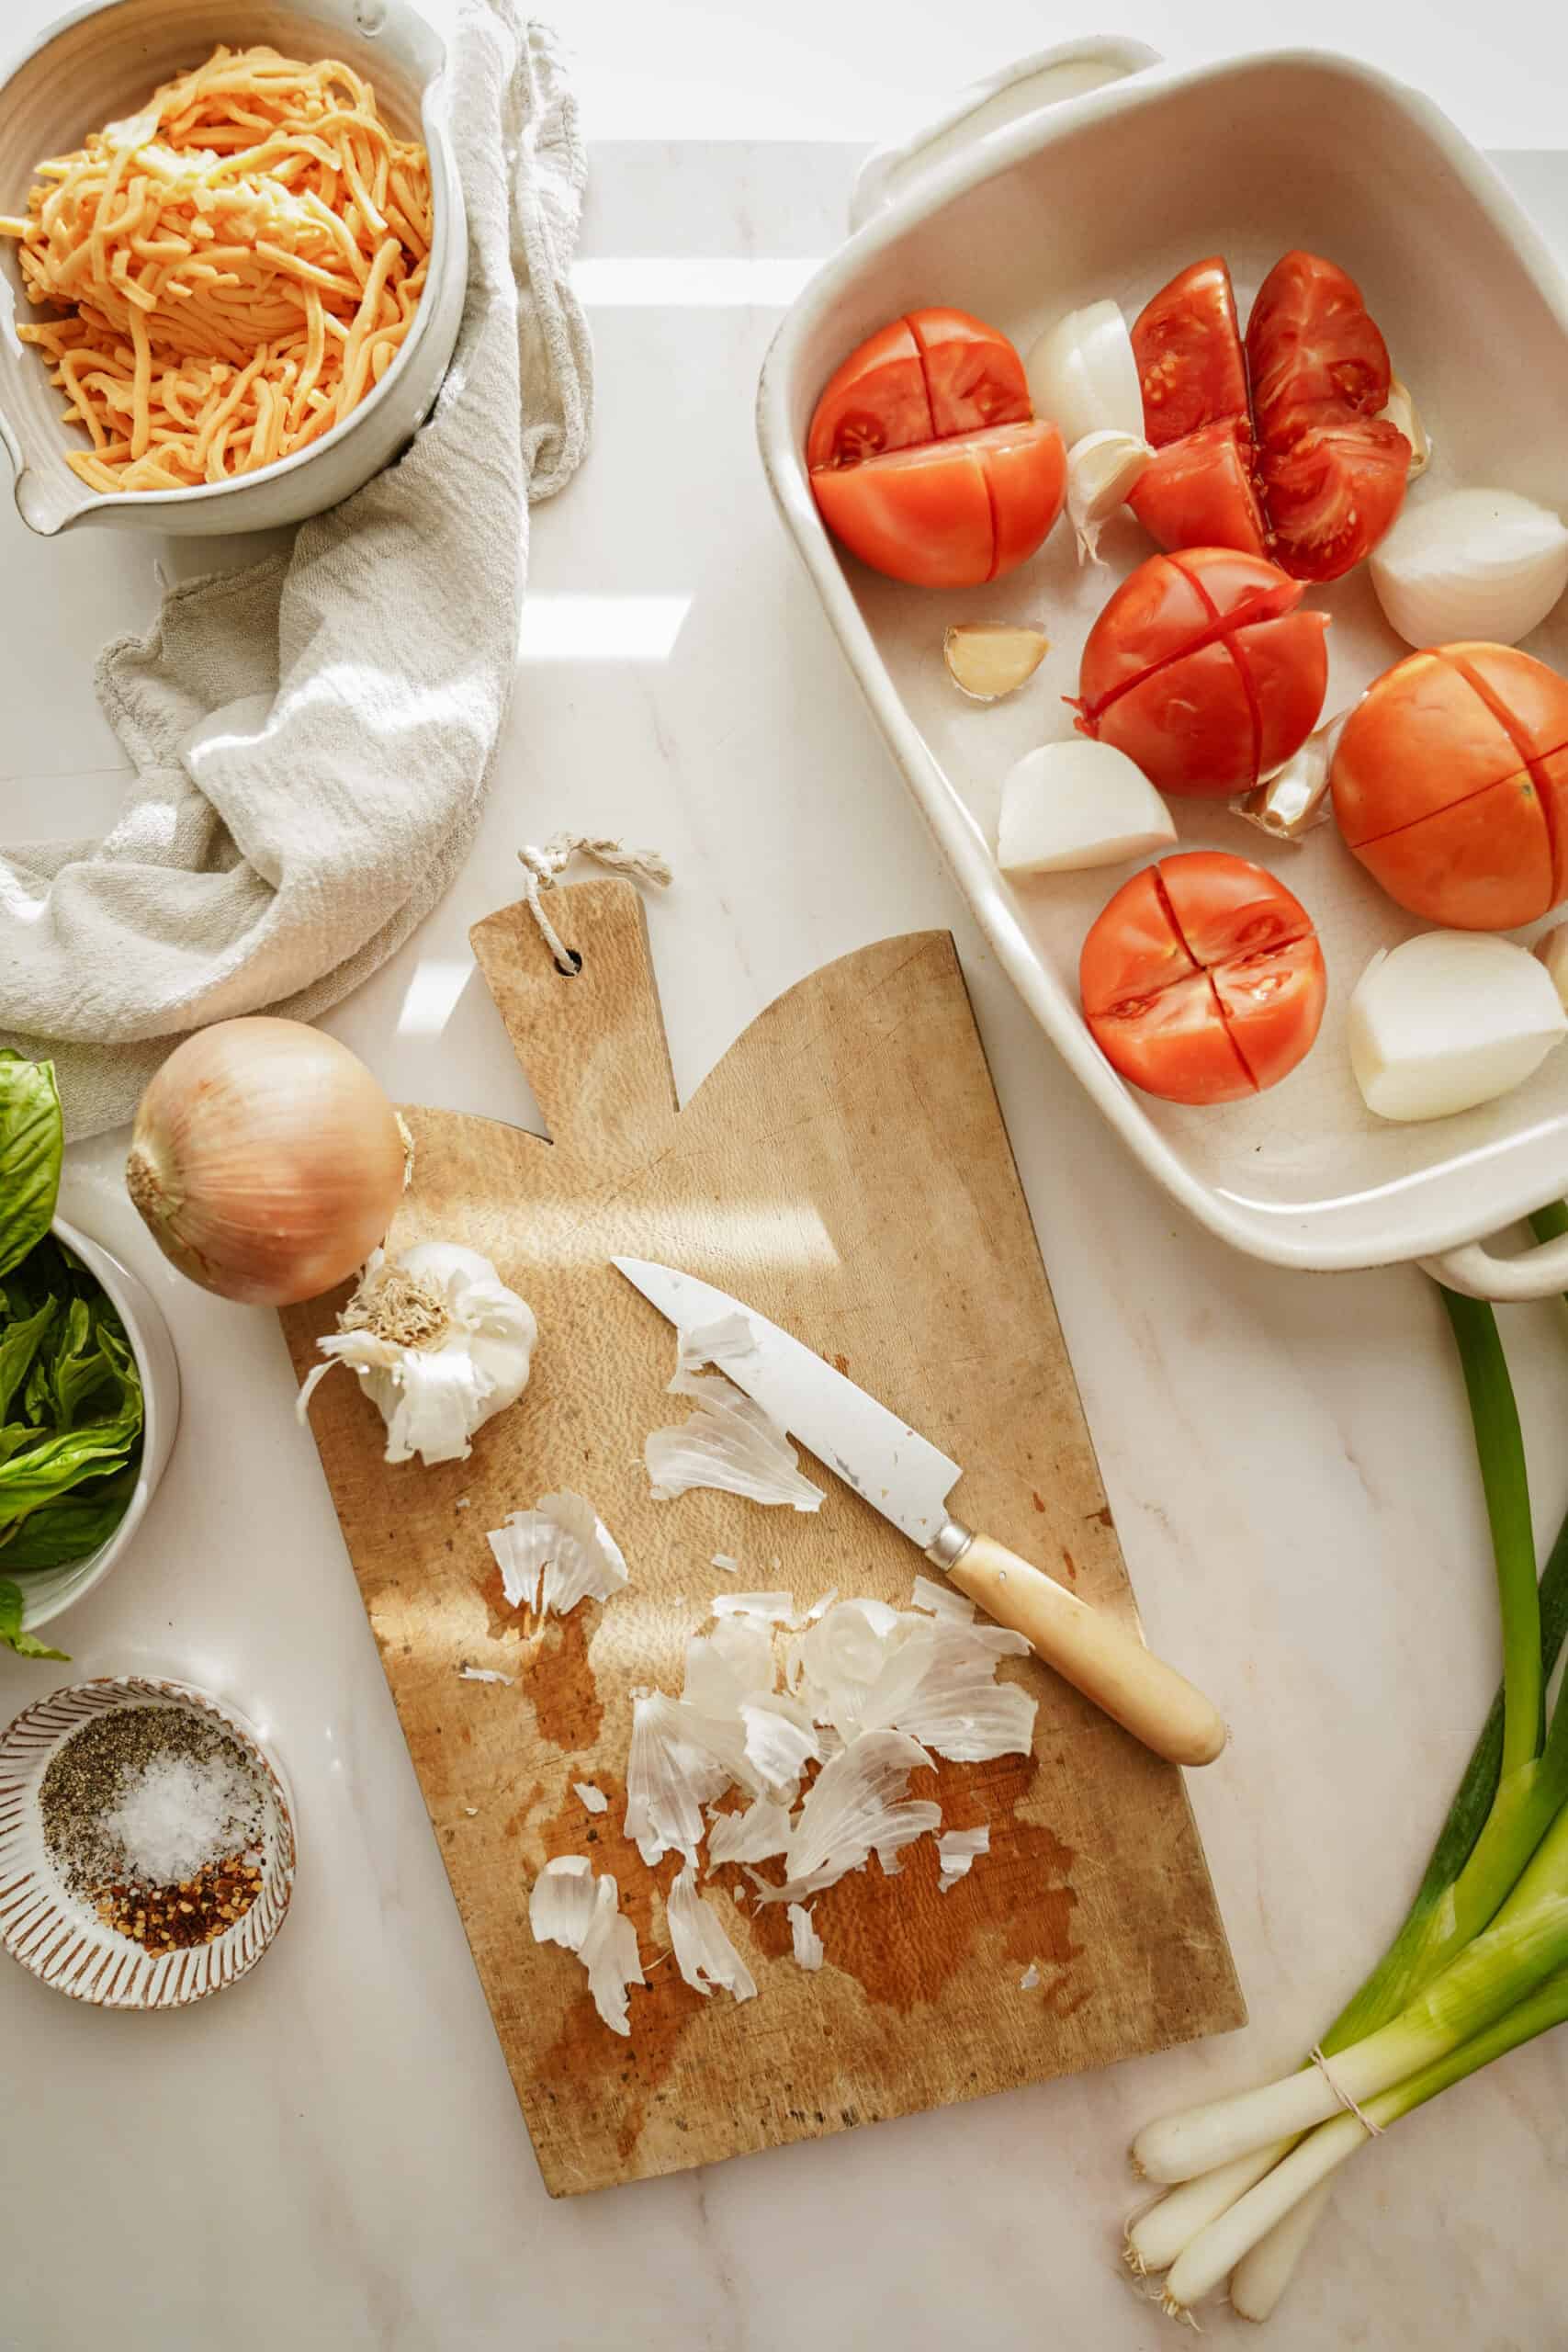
{"left": 758, "top": 40, "right": 1568, "bottom": 1299}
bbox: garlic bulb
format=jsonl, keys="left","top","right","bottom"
{"left": 1066, "top": 428, "right": 1153, "bottom": 564}
{"left": 1371, "top": 487, "right": 1568, "bottom": 648}
{"left": 297, "top": 1239, "right": 536, "bottom": 1464}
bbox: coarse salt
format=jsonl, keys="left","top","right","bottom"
{"left": 102, "top": 1751, "right": 261, "bottom": 1887}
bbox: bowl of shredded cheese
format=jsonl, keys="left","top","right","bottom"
{"left": 0, "top": 0, "right": 467, "bottom": 534}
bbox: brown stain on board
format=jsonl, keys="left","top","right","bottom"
{"left": 527, "top": 1749, "right": 1081, "bottom": 2170}
{"left": 719, "top": 1751, "right": 1080, "bottom": 2019}
{"left": 532, "top": 1773, "right": 709, "bottom": 2165}
{"left": 530, "top": 1608, "right": 605, "bottom": 1751}
{"left": 1060, "top": 1548, "right": 1077, "bottom": 1584}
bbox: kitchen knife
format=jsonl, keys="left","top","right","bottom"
{"left": 613, "top": 1257, "right": 1226, "bottom": 1768}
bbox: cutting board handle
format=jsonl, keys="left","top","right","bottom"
{"left": 469, "top": 877, "right": 678, "bottom": 1171}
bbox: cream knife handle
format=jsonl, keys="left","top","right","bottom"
{"left": 940, "top": 1529, "right": 1227, "bottom": 1768}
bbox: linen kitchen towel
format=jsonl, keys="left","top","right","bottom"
{"left": 0, "top": 4, "right": 592, "bottom": 1136}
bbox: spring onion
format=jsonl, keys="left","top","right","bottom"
{"left": 1125, "top": 1263, "right": 1568, "bottom": 2316}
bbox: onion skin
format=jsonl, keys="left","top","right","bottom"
{"left": 126, "top": 1017, "right": 409, "bottom": 1306}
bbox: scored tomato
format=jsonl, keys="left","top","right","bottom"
{"left": 1332, "top": 642, "right": 1568, "bottom": 929}
{"left": 807, "top": 307, "right": 1066, "bottom": 587}
{"left": 1080, "top": 853, "right": 1325, "bottom": 1105}
{"left": 1074, "top": 548, "right": 1328, "bottom": 797}
{"left": 1127, "top": 420, "right": 1268, "bottom": 561}
{"left": 1131, "top": 259, "right": 1249, "bottom": 449}
{"left": 809, "top": 422, "right": 1065, "bottom": 591}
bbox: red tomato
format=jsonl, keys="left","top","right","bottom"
{"left": 809, "top": 421, "right": 1066, "bottom": 590}
{"left": 1074, "top": 548, "right": 1328, "bottom": 797}
{"left": 1260, "top": 418, "right": 1411, "bottom": 582}
{"left": 1080, "top": 853, "right": 1325, "bottom": 1105}
{"left": 1127, "top": 421, "right": 1268, "bottom": 560}
{"left": 1246, "top": 252, "right": 1393, "bottom": 454}
{"left": 1131, "top": 249, "right": 1410, "bottom": 581}
{"left": 1332, "top": 643, "right": 1568, "bottom": 929}
{"left": 1132, "top": 260, "right": 1248, "bottom": 449}
{"left": 1246, "top": 253, "right": 1409, "bottom": 580}
{"left": 807, "top": 308, "right": 1063, "bottom": 586}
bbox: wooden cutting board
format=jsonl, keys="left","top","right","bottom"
{"left": 282, "top": 879, "right": 1242, "bottom": 2195}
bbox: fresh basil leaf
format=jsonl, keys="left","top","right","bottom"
{"left": 0, "top": 1295, "right": 57, "bottom": 1422}
{"left": 0, "top": 1466, "right": 139, "bottom": 1570}
{"left": 0, "top": 1057, "right": 62, "bottom": 1280}
{"left": 0, "top": 1577, "right": 68, "bottom": 1661}
{"left": 0, "top": 1388, "right": 144, "bottom": 1526}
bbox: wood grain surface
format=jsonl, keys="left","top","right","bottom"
{"left": 281, "top": 878, "right": 1243, "bottom": 2195}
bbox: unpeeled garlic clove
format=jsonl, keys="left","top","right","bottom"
{"left": 1234, "top": 704, "right": 1354, "bottom": 842}
{"left": 1066, "top": 429, "right": 1153, "bottom": 565}
{"left": 1379, "top": 376, "right": 1431, "bottom": 480}
{"left": 1536, "top": 922, "right": 1568, "bottom": 1012}
{"left": 943, "top": 622, "right": 1049, "bottom": 703}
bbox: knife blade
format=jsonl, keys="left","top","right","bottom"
{"left": 612, "top": 1256, "right": 961, "bottom": 1549}
{"left": 613, "top": 1256, "right": 1227, "bottom": 1768}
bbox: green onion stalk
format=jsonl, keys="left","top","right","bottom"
{"left": 1125, "top": 1263, "right": 1568, "bottom": 2320}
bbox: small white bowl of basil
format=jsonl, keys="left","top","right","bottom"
{"left": 0, "top": 1057, "right": 179, "bottom": 1660}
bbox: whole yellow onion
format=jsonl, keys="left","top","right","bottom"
{"left": 126, "top": 1017, "right": 410, "bottom": 1306}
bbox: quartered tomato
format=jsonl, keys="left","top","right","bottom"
{"left": 1247, "top": 254, "right": 1409, "bottom": 581}
{"left": 1080, "top": 853, "right": 1325, "bottom": 1105}
{"left": 1129, "top": 249, "right": 1410, "bottom": 581}
{"left": 1247, "top": 252, "right": 1393, "bottom": 454}
{"left": 1132, "top": 259, "right": 1249, "bottom": 449}
{"left": 1332, "top": 642, "right": 1568, "bottom": 929}
{"left": 1127, "top": 420, "right": 1268, "bottom": 561}
{"left": 807, "top": 307, "right": 1066, "bottom": 586}
{"left": 1073, "top": 548, "right": 1329, "bottom": 797}
{"left": 1260, "top": 416, "right": 1412, "bottom": 584}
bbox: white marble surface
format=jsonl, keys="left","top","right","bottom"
{"left": 5, "top": 8, "right": 1568, "bottom": 2347}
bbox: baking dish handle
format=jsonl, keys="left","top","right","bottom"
{"left": 1422, "top": 1227, "right": 1568, "bottom": 1302}
{"left": 850, "top": 37, "right": 1163, "bottom": 233}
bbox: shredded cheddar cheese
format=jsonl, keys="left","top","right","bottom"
{"left": 0, "top": 44, "right": 432, "bottom": 493}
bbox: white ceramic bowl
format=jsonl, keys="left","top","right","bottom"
{"left": 0, "top": 0, "right": 468, "bottom": 536}
{"left": 0, "top": 1676, "right": 295, "bottom": 2006}
{"left": 758, "top": 41, "right": 1568, "bottom": 1298}
{"left": 16, "top": 1217, "right": 181, "bottom": 1640}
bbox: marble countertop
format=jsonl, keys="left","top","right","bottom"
{"left": 4, "top": 9, "right": 1568, "bottom": 2347}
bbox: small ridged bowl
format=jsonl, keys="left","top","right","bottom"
{"left": 0, "top": 1677, "right": 296, "bottom": 2007}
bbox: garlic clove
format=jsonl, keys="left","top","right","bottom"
{"left": 1536, "top": 922, "right": 1568, "bottom": 1011}
{"left": 1379, "top": 376, "right": 1431, "bottom": 480}
{"left": 1066, "top": 429, "right": 1153, "bottom": 566}
{"left": 1234, "top": 704, "right": 1355, "bottom": 842}
{"left": 943, "top": 621, "right": 1049, "bottom": 703}
{"left": 996, "top": 740, "right": 1176, "bottom": 876}
{"left": 1348, "top": 932, "right": 1567, "bottom": 1122}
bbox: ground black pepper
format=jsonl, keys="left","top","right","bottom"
{"left": 39, "top": 1703, "right": 266, "bottom": 1952}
